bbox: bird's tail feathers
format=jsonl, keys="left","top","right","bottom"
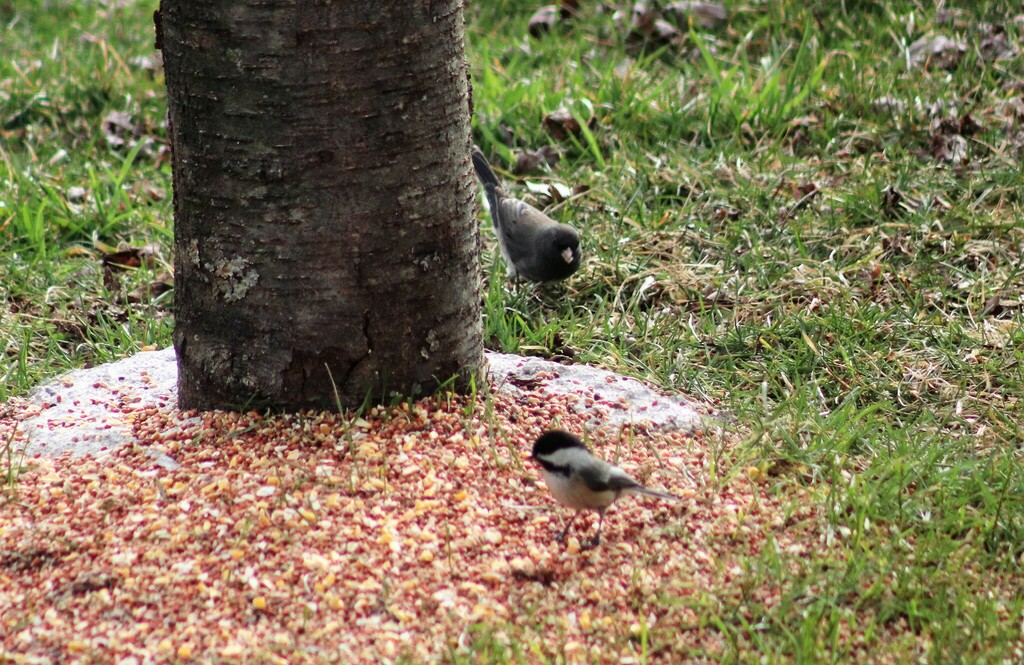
{"left": 628, "top": 486, "right": 679, "bottom": 502}
{"left": 471, "top": 147, "right": 503, "bottom": 229}
{"left": 471, "top": 147, "right": 501, "bottom": 190}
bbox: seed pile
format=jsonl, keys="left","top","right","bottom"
{"left": 1, "top": 388, "right": 820, "bottom": 663}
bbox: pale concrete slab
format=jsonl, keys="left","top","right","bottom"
{"left": 18, "top": 348, "right": 709, "bottom": 462}
{"left": 486, "top": 353, "right": 708, "bottom": 433}
{"left": 21, "top": 348, "right": 187, "bottom": 467}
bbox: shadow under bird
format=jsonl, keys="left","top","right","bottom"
{"left": 471, "top": 147, "right": 581, "bottom": 282}
{"left": 531, "top": 430, "right": 678, "bottom": 547}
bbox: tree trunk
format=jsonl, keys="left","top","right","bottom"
{"left": 159, "top": 1, "right": 483, "bottom": 411}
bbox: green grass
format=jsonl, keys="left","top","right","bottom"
{"left": 3, "top": 0, "right": 1024, "bottom": 661}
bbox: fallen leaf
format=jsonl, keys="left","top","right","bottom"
{"left": 928, "top": 131, "right": 969, "bottom": 164}
{"left": 101, "top": 111, "right": 139, "bottom": 150}
{"left": 871, "top": 96, "right": 907, "bottom": 115}
{"left": 101, "top": 244, "right": 160, "bottom": 272}
{"left": 542, "top": 109, "right": 582, "bottom": 141}
{"left": 542, "top": 108, "right": 596, "bottom": 142}
{"left": 664, "top": 1, "right": 728, "bottom": 30}
{"left": 907, "top": 34, "right": 966, "bottom": 70}
{"left": 880, "top": 185, "right": 920, "bottom": 219}
{"left": 528, "top": 6, "right": 560, "bottom": 37}
{"left": 980, "top": 30, "right": 1016, "bottom": 62}
{"left": 129, "top": 53, "right": 163, "bottom": 76}
{"left": 511, "top": 146, "right": 561, "bottom": 175}
{"left": 627, "top": 3, "right": 682, "bottom": 53}
{"left": 66, "top": 186, "right": 88, "bottom": 203}
{"left": 126, "top": 273, "right": 174, "bottom": 304}
{"left": 133, "top": 181, "right": 166, "bottom": 203}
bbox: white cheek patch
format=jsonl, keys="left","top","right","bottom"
{"left": 561, "top": 247, "right": 574, "bottom": 263}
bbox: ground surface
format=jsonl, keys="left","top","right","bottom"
{"left": 0, "top": 352, "right": 810, "bottom": 664}
{"left": 4, "top": 0, "right": 1024, "bottom": 661}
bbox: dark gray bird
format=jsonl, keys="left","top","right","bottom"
{"left": 471, "top": 147, "right": 581, "bottom": 282}
{"left": 531, "top": 430, "right": 678, "bottom": 547}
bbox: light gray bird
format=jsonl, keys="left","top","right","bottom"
{"left": 531, "top": 430, "right": 678, "bottom": 546}
{"left": 471, "top": 147, "right": 581, "bottom": 282}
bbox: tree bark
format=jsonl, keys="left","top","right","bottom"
{"left": 159, "top": 1, "right": 483, "bottom": 411}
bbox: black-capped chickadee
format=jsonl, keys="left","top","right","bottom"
{"left": 471, "top": 147, "right": 581, "bottom": 283}
{"left": 531, "top": 430, "right": 678, "bottom": 547}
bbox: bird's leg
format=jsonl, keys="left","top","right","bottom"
{"left": 584, "top": 510, "right": 605, "bottom": 549}
{"left": 556, "top": 511, "right": 578, "bottom": 542}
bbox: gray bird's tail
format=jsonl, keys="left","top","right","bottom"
{"left": 471, "top": 147, "right": 503, "bottom": 228}
{"left": 628, "top": 486, "right": 679, "bottom": 502}
{"left": 471, "top": 147, "right": 501, "bottom": 189}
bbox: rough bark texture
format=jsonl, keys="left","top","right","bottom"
{"left": 161, "top": 1, "right": 483, "bottom": 411}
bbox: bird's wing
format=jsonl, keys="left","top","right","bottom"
{"left": 580, "top": 464, "right": 678, "bottom": 501}
{"left": 496, "top": 198, "right": 529, "bottom": 232}
{"left": 493, "top": 199, "right": 535, "bottom": 262}
{"left": 577, "top": 462, "right": 643, "bottom": 494}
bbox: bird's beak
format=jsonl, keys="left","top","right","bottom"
{"left": 561, "top": 247, "right": 575, "bottom": 264}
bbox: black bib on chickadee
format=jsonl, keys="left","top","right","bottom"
{"left": 531, "top": 430, "right": 678, "bottom": 547}
{"left": 471, "top": 147, "right": 581, "bottom": 283}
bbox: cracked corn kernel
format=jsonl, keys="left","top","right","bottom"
{"left": 253, "top": 596, "right": 267, "bottom": 610}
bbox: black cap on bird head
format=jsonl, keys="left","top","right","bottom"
{"left": 532, "top": 430, "right": 587, "bottom": 459}
{"left": 535, "top": 225, "right": 581, "bottom": 281}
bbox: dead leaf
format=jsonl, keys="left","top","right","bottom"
{"left": 133, "top": 181, "right": 166, "bottom": 203}
{"left": 651, "top": 19, "right": 682, "bottom": 44}
{"left": 927, "top": 114, "right": 975, "bottom": 164}
{"left": 542, "top": 109, "right": 584, "bottom": 141}
{"left": 528, "top": 6, "right": 559, "bottom": 37}
{"left": 126, "top": 273, "right": 174, "bottom": 304}
{"left": 101, "top": 244, "right": 160, "bottom": 272}
{"left": 626, "top": 3, "right": 682, "bottom": 52}
{"left": 129, "top": 53, "right": 163, "bottom": 77}
{"left": 664, "top": 1, "right": 728, "bottom": 30}
{"left": 981, "top": 295, "right": 1021, "bottom": 317}
{"left": 496, "top": 124, "right": 516, "bottom": 146}
{"left": 880, "top": 185, "right": 920, "bottom": 219}
{"left": 934, "top": 9, "right": 968, "bottom": 28}
{"left": 932, "top": 113, "right": 981, "bottom": 138}
{"left": 789, "top": 115, "right": 819, "bottom": 128}
{"left": 512, "top": 146, "right": 561, "bottom": 175}
{"left": 778, "top": 182, "right": 819, "bottom": 222}
{"left": 907, "top": 34, "right": 966, "bottom": 70}
{"left": 101, "top": 111, "right": 139, "bottom": 150}
{"left": 980, "top": 29, "right": 1017, "bottom": 62}
{"left": 872, "top": 96, "right": 907, "bottom": 115}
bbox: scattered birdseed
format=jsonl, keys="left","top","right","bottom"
{"left": 0, "top": 358, "right": 829, "bottom": 663}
